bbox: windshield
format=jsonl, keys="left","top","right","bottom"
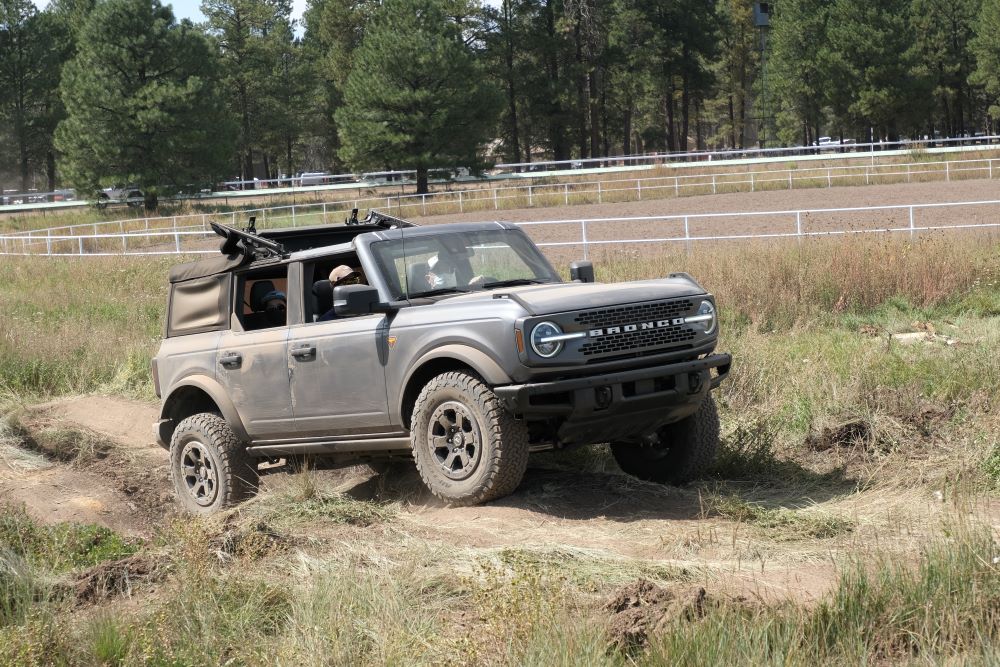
{"left": 370, "top": 228, "right": 560, "bottom": 300}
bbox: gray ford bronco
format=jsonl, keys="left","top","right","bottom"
{"left": 152, "top": 211, "right": 731, "bottom": 513}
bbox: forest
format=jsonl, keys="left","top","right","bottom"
{"left": 1, "top": 0, "right": 998, "bottom": 197}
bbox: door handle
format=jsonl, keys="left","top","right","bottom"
{"left": 291, "top": 344, "right": 317, "bottom": 361}
{"left": 219, "top": 351, "right": 242, "bottom": 369}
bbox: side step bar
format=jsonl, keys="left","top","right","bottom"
{"left": 246, "top": 435, "right": 410, "bottom": 457}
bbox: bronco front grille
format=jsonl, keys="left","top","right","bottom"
{"left": 574, "top": 299, "right": 698, "bottom": 357}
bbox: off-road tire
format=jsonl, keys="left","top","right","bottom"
{"left": 169, "top": 412, "right": 258, "bottom": 514}
{"left": 610, "top": 395, "right": 720, "bottom": 485}
{"left": 410, "top": 371, "right": 529, "bottom": 505}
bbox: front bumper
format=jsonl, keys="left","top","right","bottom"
{"left": 494, "top": 353, "right": 731, "bottom": 445}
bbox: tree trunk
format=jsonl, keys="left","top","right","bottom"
{"left": 503, "top": 0, "right": 521, "bottom": 165}
{"left": 681, "top": 79, "right": 690, "bottom": 153}
{"left": 623, "top": 102, "right": 633, "bottom": 156}
{"left": 575, "top": 27, "right": 588, "bottom": 159}
{"left": 589, "top": 69, "right": 600, "bottom": 159}
{"left": 728, "top": 94, "right": 736, "bottom": 148}
{"left": 416, "top": 165, "right": 429, "bottom": 194}
{"left": 665, "top": 85, "right": 676, "bottom": 152}
{"left": 46, "top": 150, "right": 56, "bottom": 193}
{"left": 545, "top": 0, "right": 567, "bottom": 161}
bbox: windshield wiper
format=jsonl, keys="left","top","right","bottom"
{"left": 408, "top": 287, "right": 471, "bottom": 299}
{"left": 479, "top": 278, "right": 551, "bottom": 289}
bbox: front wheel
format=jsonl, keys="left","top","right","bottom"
{"left": 169, "top": 413, "right": 258, "bottom": 513}
{"left": 411, "top": 371, "right": 529, "bottom": 505}
{"left": 610, "top": 396, "right": 720, "bottom": 485}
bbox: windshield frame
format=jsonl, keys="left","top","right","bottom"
{"left": 369, "top": 227, "right": 561, "bottom": 301}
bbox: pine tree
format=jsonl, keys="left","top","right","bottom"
{"left": 55, "top": 0, "right": 235, "bottom": 209}
{"left": 335, "top": 0, "right": 501, "bottom": 193}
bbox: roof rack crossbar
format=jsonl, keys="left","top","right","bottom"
{"left": 211, "top": 218, "right": 288, "bottom": 260}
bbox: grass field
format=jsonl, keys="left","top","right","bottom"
{"left": 1, "top": 234, "right": 998, "bottom": 665}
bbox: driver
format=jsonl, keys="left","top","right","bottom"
{"left": 426, "top": 254, "right": 457, "bottom": 289}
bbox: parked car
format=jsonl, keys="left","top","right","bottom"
{"left": 96, "top": 186, "right": 143, "bottom": 209}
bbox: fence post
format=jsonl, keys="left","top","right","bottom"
{"left": 946, "top": 162, "right": 950, "bottom": 182}
{"left": 459, "top": 190, "right": 464, "bottom": 213}
{"left": 827, "top": 169, "right": 832, "bottom": 187}
{"left": 788, "top": 170, "right": 793, "bottom": 190}
{"left": 684, "top": 216, "right": 690, "bottom": 255}
{"left": 322, "top": 203, "right": 327, "bottom": 224}
{"left": 46, "top": 229, "right": 52, "bottom": 256}
{"left": 78, "top": 236, "right": 84, "bottom": 255}
{"left": 493, "top": 189, "right": 498, "bottom": 210}
{"left": 292, "top": 205, "right": 297, "bottom": 227}
{"left": 712, "top": 175, "right": 717, "bottom": 194}
{"left": 564, "top": 183, "right": 569, "bottom": 205}
{"left": 581, "top": 220, "right": 588, "bottom": 260}
{"left": 637, "top": 179, "right": 642, "bottom": 200}
{"left": 674, "top": 177, "right": 679, "bottom": 196}
{"left": 423, "top": 194, "right": 427, "bottom": 216}
{"left": 528, "top": 185, "right": 533, "bottom": 206}
{"left": 865, "top": 167, "right": 870, "bottom": 186}
{"left": 120, "top": 221, "right": 126, "bottom": 252}
{"left": 909, "top": 206, "right": 915, "bottom": 239}
{"left": 907, "top": 163, "right": 911, "bottom": 183}
{"left": 175, "top": 231, "right": 181, "bottom": 253}
{"left": 750, "top": 172, "right": 755, "bottom": 192}
{"left": 598, "top": 181, "right": 603, "bottom": 203}
{"left": 386, "top": 196, "right": 391, "bottom": 209}
{"left": 796, "top": 211, "right": 802, "bottom": 241}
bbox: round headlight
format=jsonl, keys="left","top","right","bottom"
{"left": 694, "top": 300, "right": 716, "bottom": 335}
{"left": 530, "top": 321, "right": 564, "bottom": 358}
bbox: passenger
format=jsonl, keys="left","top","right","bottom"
{"left": 261, "top": 289, "right": 286, "bottom": 326}
{"left": 318, "top": 265, "right": 361, "bottom": 321}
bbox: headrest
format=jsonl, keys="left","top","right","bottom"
{"left": 250, "top": 280, "right": 276, "bottom": 311}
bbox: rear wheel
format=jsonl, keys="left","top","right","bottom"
{"left": 169, "top": 413, "right": 258, "bottom": 513}
{"left": 610, "top": 396, "right": 720, "bottom": 485}
{"left": 411, "top": 371, "right": 529, "bottom": 505}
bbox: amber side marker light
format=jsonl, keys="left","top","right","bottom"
{"left": 514, "top": 329, "right": 525, "bottom": 354}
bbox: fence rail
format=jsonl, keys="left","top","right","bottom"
{"left": 7, "top": 155, "right": 1000, "bottom": 245}
{"left": 4, "top": 198, "right": 1000, "bottom": 258}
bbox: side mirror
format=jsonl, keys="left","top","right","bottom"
{"left": 570, "top": 261, "right": 595, "bottom": 283}
{"left": 334, "top": 284, "right": 381, "bottom": 316}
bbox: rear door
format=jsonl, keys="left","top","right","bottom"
{"left": 215, "top": 266, "right": 294, "bottom": 438}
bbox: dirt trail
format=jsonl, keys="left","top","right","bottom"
{"left": 0, "top": 394, "right": 969, "bottom": 603}
{"left": 0, "top": 396, "right": 170, "bottom": 535}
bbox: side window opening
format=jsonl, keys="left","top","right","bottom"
{"left": 304, "top": 253, "right": 365, "bottom": 323}
{"left": 238, "top": 266, "right": 290, "bottom": 331}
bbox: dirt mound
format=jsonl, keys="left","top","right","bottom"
{"left": 73, "top": 553, "right": 169, "bottom": 604}
{"left": 604, "top": 579, "right": 708, "bottom": 652}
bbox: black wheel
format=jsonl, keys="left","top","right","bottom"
{"left": 411, "top": 371, "right": 529, "bottom": 505}
{"left": 169, "top": 413, "right": 258, "bottom": 513}
{"left": 611, "top": 396, "right": 720, "bottom": 485}
{"left": 95, "top": 193, "right": 109, "bottom": 210}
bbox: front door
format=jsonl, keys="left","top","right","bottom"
{"left": 287, "top": 314, "right": 390, "bottom": 437}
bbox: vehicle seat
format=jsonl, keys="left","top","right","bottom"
{"left": 244, "top": 280, "right": 276, "bottom": 330}
{"left": 406, "top": 262, "right": 429, "bottom": 295}
{"left": 313, "top": 279, "right": 333, "bottom": 319}
{"left": 249, "top": 280, "right": 276, "bottom": 311}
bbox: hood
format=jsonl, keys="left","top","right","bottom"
{"left": 443, "top": 275, "right": 707, "bottom": 315}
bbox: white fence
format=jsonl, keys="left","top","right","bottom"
{"left": 5, "top": 154, "right": 1000, "bottom": 248}
{"left": 3, "top": 198, "right": 1000, "bottom": 258}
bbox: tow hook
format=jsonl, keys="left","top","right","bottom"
{"left": 688, "top": 372, "right": 703, "bottom": 394}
